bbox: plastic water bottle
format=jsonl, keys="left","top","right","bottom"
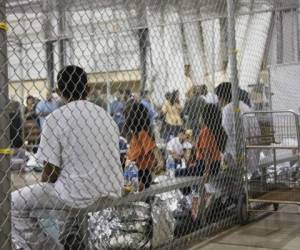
{"left": 124, "top": 162, "right": 139, "bottom": 192}
{"left": 181, "top": 159, "right": 186, "bottom": 169}
{"left": 166, "top": 156, "right": 176, "bottom": 178}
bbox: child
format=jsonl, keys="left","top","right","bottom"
{"left": 125, "top": 101, "right": 164, "bottom": 191}
{"left": 166, "top": 128, "right": 192, "bottom": 166}
{"left": 195, "top": 104, "right": 228, "bottom": 177}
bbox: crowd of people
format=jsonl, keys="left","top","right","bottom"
{"left": 12, "top": 69, "right": 257, "bottom": 184}
{"left": 24, "top": 91, "right": 63, "bottom": 128}
{"left": 19, "top": 79, "right": 252, "bottom": 155}
{"left": 12, "top": 70, "right": 257, "bottom": 188}
{"left": 10, "top": 64, "right": 259, "bottom": 249}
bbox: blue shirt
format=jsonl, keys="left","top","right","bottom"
{"left": 36, "top": 100, "right": 60, "bottom": 128}
{"left": 141, "top": 98, "right": 157, "bottom": 123}
{"left": 110, "top": 100, "right": 125, "bottom": 127}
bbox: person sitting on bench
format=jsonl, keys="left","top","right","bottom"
{"left": 11, "top": 65, "right": 124, "bottom": 250}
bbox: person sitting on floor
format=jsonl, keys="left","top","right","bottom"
{"left": 166, "top": 128, "right": 192, "bottom": 168}
{"left": 124, "top": 101, "right": 164, "bottom": 191}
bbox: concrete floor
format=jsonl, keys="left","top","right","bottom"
{"left": 11, "top": 172, "right": 300, "bottom": 250}
{"left": 190, "top": 205, "right": 300, "bottom": 250}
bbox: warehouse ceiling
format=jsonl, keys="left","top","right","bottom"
{"left": 6, "top": 0, "right": 300, "bottom": 14}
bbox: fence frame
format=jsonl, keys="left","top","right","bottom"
{"left": 0, "top": 0, "right": 11, "bottom": 249}
{"left": 227, "top": 0, "right": 243, "bottom": 165}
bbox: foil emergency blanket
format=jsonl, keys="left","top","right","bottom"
{"left": 88, "top": 176, "right": 183, "bottom": 249}
{"left": 88, "top": 203, "right": 151, "bottom": 249}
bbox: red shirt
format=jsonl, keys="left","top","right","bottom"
{"left": 127, "top": 130, "right": 157, "bottom": 171}
{"left": 196, "top": 127, "right": 221, "bottom": 161}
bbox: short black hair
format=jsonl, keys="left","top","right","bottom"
{"left": 198, "top": 85, "right": 208, "bottom": 95}
{"left": 123, "top": 89, "right": 131, "bottom": 101}
{"left": 239, "top": 89, "right": 251, "bottom": 107}
{"left": 170, "top": 90, "right": 180, "bottom": 105}
{"left": 57, "top": 65, "right": 88, "bottom": 101}
{"left": 215, "top": 82, "right": 232, "bottom": 103}
{"left": 124, "top": 89, "right": 131, "bottom": 97}
{"left": 27, "top": 95, "right": 34, "bottom": 101}
{"left": 165, "top": 92, "right": 172, "bottom": 100}
{"left": 124, "top": 100, "right": 151, "bottom": 135}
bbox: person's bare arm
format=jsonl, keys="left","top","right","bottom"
{"left": 41, "top": 162, "right": 61, "bottom": 183}
{"left": 38, "top": 111, "right": 51, "bottom": 117}
{"left": 153, "top": 147, "right": 165, "bottom": 174}
{"left": 203, "top": 149, "right": 213, "bottom": 179}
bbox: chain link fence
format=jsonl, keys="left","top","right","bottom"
{"left": 1, "top": 0, "right": 300, "bottom": 249}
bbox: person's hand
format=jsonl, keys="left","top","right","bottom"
{"left": 153, "top": 159, "right": 165, "bottom": 175}
{"left": 154, "top": 160, "right": 165, "bottom": 175}
{"left": 153, "top": 147, "right": 164, "bottom": 175}
{"left": 125, "top": 159, "right": 132, "bottom": 167}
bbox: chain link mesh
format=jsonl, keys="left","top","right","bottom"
{"left": 1, "top": 0, "right": 300, "bottom": 249}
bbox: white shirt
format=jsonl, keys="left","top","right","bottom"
{"left": 167, "top": 137, "right": 184, "bottom": 156}
{"left": 222, "top": 101, "right": 260, "bottom": 174}
{"left": 166, "top": 137, "right": 192, "bottom": 156}
{"left": 204, "top": 93, "right": 218, "bottom": 104}
{"left": 183, "top": 141, "right": 193, "bottom": 150}
{"left": 37, "top": 100, "right": 124, "bottom": 208}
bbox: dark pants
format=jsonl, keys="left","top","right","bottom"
{"left": 175, "top": 160, "right": 220, "bottom": 177}
{"left": 175, "top": 160, "right": 220, "bottom": 195}
{"left": 138, "top": 169, "right": 152, "bottom": 189}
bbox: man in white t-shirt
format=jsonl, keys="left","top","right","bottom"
{"left": 11, "top": 65, "right": 124, "bottom": 249}
{"left": 215, "top": 82, "right": 260, "bottom": 175}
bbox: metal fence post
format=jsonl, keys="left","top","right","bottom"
{"left": 46, "top": 41, "right": 55, "bottom": 90}
{"left": 227, "top": 0, "right": 243, "bottom": 165}
{"left": 0, "top": 0, "right": 12, "bottom": 249}
{"left": 137, "top": 1, "right": 148, "bottom": 93}
{"left": 138, "top": 28, "right": 149, "bottom": 93}
{"left": 58, "top": 1, "right": 67, "bottom": 70}
{"left": 44, "top": 2, "right": 55, "bottom": 90}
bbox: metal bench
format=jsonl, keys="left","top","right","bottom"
{"left": 29, "top": 176, "right": 203, "bottom": 248}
